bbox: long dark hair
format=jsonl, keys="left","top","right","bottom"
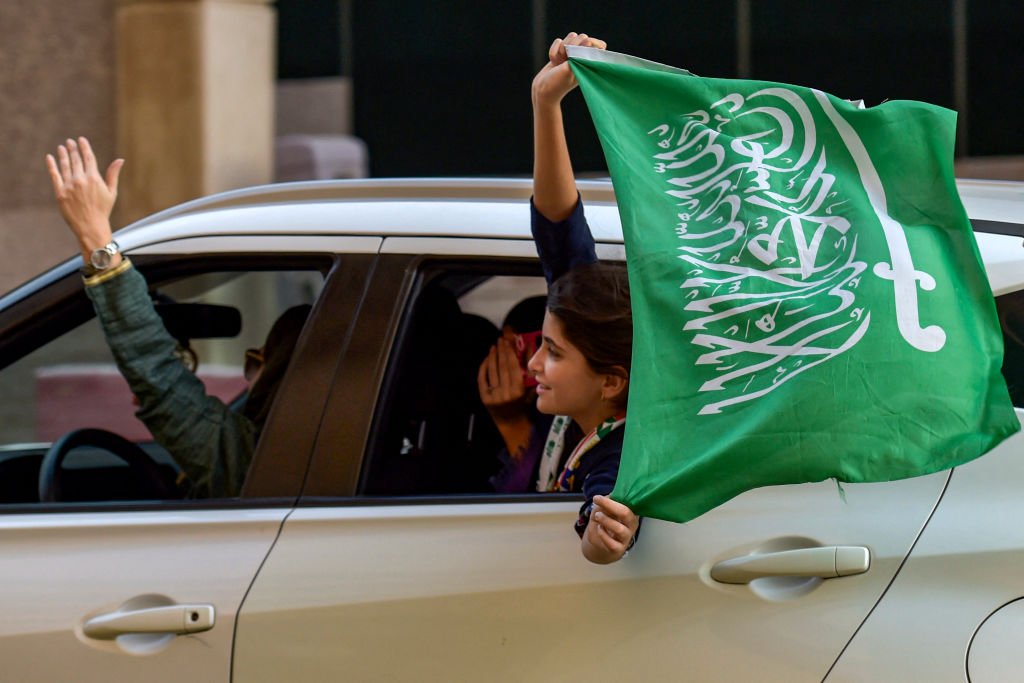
{"left": 546, "top": 262, "right": 632, "bottom": 405}
{"left": 242, "top": 304, "right": 311, "bottom": 428}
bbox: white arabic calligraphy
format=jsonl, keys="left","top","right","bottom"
{"left": 649, "top": 88, "right": 943, "bottom": 415}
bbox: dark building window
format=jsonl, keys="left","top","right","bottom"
{"left": 277, "top": 0, "right": 344, "bottom": 79}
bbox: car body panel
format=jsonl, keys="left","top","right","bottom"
{"left": 233, "top": 472, "right": 948, "bottom": 682}
{"left": 975, "top": 232, "right": 1024, "bottom": 297}
{"left": 0, "top": 508, "right": 286, "bottom": 683}
{"left": 956, "top": 179, "right": 1024, "bottom": 225}
{"left": 825, "top": 409, "right": 1024, "bottom": 682}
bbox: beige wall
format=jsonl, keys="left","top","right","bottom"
{"left": 0, "top": 0, "right": 274, "bottom": 295}
{"left": 116, "top": 0, "right": 274, "bottom": 225}
{"left": 0, "top": 0, "right": 117, "bottom": 293}
{"left": 955, "top": 157, "right": 1024, "bottom": 182}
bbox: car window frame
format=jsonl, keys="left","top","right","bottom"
{"left": 0, "top": 251, "right": 372, "bottom": 514}
{"left": 297, "top": 252, "right": 587, "bottom": 507}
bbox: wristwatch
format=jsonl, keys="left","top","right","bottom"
{"left": 89, "top": 241, "right": 121, "bottom": 270}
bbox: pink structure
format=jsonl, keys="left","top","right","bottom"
{"left": 34, "top": 365, "right": 248, "bottom": 442}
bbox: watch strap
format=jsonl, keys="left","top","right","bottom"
{"left": 82, "top": 257, "right": 133, "bottom": 287}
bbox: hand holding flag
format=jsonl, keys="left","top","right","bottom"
{"left": 532, "top": 32, "right": 607, "bottom": 108}
{"left": 582, "top": 495, "right": 640, "bottom": 564}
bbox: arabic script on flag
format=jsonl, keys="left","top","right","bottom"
{"left": 644, "top": 88, "right": 945, "bottom": 414}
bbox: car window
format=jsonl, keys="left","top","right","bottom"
{"left": 997, "top": 288, "right": 1024, "bottom": 407}
{"left": 359, "top": 263, "right": 551, "bottom": 497}
{"left": 0, "top": 265, "right": 325, "bottom": 508}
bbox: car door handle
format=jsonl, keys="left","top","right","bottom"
{"left": 710, "top": 546, "right": 870, "bottom": 584}
{"left": 83, "top": 603, "right": 215, "bottom": 640}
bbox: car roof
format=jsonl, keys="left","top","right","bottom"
{"left": 113, "top": 179, "right": 621, "bottom": 250}
{"left": 4, "top": 177, "right": 1023, "bottom": 306}
{"left": 117, "top": 176, "right": 1023, "bottom": 239}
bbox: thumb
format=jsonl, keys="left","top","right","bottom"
{"left": 105, "top": 158, "right": 125, "bottom": 195}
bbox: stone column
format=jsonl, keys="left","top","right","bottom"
{"left": 115, "top": 0, "right": 275, "bottom": 224}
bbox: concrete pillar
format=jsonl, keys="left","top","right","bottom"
{"left": 115, "top": 0, "right": 275, "bottom": 224}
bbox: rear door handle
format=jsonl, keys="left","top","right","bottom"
{"left": 83, "top": 603, "right": 215, "bottom": 640}
{"left": 710, "top": 546, "right": 870, "bottom": 584}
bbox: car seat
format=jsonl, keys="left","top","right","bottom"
{"left": 363, "top": 284, "right": 498, "bottom": 495}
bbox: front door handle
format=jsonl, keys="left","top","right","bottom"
{"left": 710, "top": 546, "right": 870, "bottom": 585}
{"left": 83, "top": 603, "right": 215, "bottom": 640}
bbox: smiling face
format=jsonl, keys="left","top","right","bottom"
{"left": 528, "top": 311, "right": 621, "bottom": 434}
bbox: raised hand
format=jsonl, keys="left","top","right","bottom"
{"left": 45, "top": 137, "right": 124, "bottom": 263}
{"left": 477, "top": 337, "right": 534, "bottom": 459}
{"left": 531, "top": 32, "right": 607, "bottom": 108}
{"left": 478, "top": 337, "right": 528, "bottom": 417}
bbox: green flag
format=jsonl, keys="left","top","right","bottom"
{"left": 567, "top": 46, "right": 1020, "bottom": 523}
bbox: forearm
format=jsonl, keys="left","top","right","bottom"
{"left": 493, "top": 413, "right": 534, "bottom": 459}
{"left": 86, "top": 263, "right": 193, "bottom": 402}
{"left": 85, "top": 264, "right": 244, "bottom": 489}
{"left": 73, "top": 217, "right": 121, "bottom": 269}
{"left": 489, "top": 418, "right": 548, "bottom": 493}
{"left": 532, "top": 98, "right": 578, "bottom": 222}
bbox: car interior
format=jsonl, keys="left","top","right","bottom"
{"left": 998, "top": 290, "right": 1024, "bottom": 407}
{"left": 360, "top": 267, "right": 548, "bottom": 496}
{"left": 2, "top": 254, "right": 1020, "bottom": 509}
{"left": 0, "top": 265, "right": 324, "bottom": 506}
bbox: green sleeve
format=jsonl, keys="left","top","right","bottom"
{"left": 84, "top": 262, "right": 256, "bottom": 497}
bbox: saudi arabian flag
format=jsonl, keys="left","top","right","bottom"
{"left": 566, "top": 46, "right": 1020, "bottom": 524}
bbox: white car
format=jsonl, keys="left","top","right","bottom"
{"left": 0, "top": 178, "right": 1021, "bottom": 682}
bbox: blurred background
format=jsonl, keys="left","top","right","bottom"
{"left": 1, "top": 0, "right": 1021, "bottom": 294}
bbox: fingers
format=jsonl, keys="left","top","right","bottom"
{"left": 550, "top": 32, "right": 583, "bottom": 66}
{"left": 477, "top": 348, "right": 491, "bottom": 393}
{"left": 57, "top": 144, "right": 72, "bottom": 182}
{"left": 591, "top": 508, "right": 631, "bottom": 541}
{"left": 496, "top": 339, "right": 520, "bottom": 391}
{"left": 493, "top": 339, "right": 508, "bottom": 389}
{"left": 79, "top": 136, "right": 98, "bottom": 176}
{"left": 105, "top": 158, "right": 124, "bottom": 195}
{"left": 67, "top": 138, "right": 85, "bottom": 178}
{"left": 565, "top": 32, "right": 605, "bottom": 49}
{"left": 591, "top": 495, "right": 639, "bottom": 542}
{"left": 45, "top": 154, "right": 64, "bottom": 196}
{"left": 593, "top": 521, "right": 629, "bottom": 553}
{"left": 548, "top": 37, "right": 563, "bottom": 64}
{"left": 481, "top": 345, "right": 498, "bottom": 393}
{"left": 593, "top": 494, "right": 633, "bottom": 519}
{"left": 480, "top": 339, "right": 530, "bottom": 409}
{"left": 548, "top": 32, "right": 605, "bottom": 68}
{"left": 46, "top": 137, "right": 120, "bottom": 244}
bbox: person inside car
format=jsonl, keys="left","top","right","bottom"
{"left": 477, "top": 295, "right": 547, "bottom": 491}
{"left": 480, "top": 32, "right": 640, "bottom": 564}
{"left": 45, "top": 137, "right": 309, "bottom": 498}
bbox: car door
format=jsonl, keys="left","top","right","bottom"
{"left": 0, "top": 237, "right": 377, "bottom": 682}
{"left": 826, "top": 282, "right": 1024, "bottom": 682}
{"left": 232, "top": 238, "right": 948, "bottom": 682}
